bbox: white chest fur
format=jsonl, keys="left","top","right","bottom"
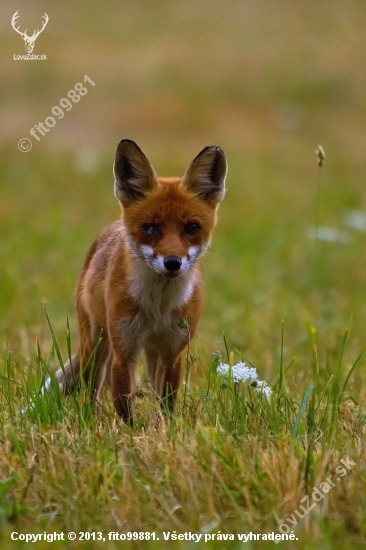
{"left": 128, "top": 258, "right": 196, "bottom": 319}
{"left": 118, "top": 260, "right": 195, "bottom": 357}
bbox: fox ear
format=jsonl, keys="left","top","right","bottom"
{"left": 114, "top": 139, "right": 158, "bottom": 203}
{"left": 182, "top": 146, "right": 227, "bottom": 205}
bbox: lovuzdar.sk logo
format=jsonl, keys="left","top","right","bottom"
{"left": 12, "top": 10, "right": 48, "bottom": 60}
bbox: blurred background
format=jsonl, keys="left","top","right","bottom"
{"left": 1, "top": 0, "right": 366, "bottom": 382}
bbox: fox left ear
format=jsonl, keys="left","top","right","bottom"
{"left": 114, "top": 139, "right": 158, "bottom": 204}
{"left": 182, "top": 146, "right": 227, "bottom": 205}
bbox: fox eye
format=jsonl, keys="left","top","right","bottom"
{"left": 142, "top": 223, "right": 159, "bottom": 236}
{"left": 184, "top": 222, "right": 200, "bottom": 235}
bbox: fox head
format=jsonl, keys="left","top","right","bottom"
{"left": 114, "top": 139, "right": 227, "bottom": 278}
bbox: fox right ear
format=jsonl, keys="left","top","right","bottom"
{"left": 114, "top": 139, "right": 158, "bottom": 204}
{"left": 182, "top": 145, "right": 227, "bottom": 206}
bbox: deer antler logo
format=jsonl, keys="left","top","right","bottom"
{"left": 11, "top": 11, "right": 49, "bottom": 54}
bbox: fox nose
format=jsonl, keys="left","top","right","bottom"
{"left": 164, "top": 256, "right": 182, "bottom": 272}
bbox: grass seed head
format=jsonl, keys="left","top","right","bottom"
{"left": 316, "top": 145, "right": 325, "bottom": 167}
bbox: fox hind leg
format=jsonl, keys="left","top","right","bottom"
{"left": 79, "top": 319, "right": 109, "bottom": 406}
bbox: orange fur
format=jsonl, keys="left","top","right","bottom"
{"left": 51, "top": 139, "right": 227, "bottom": 424}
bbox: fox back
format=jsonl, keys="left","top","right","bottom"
{"left": 52, "top": 139, "right": 227, "bottom": 424}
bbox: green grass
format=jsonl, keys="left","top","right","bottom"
{"left": 0, "top": 323, "right": 365, "bottom": 549}
{"left": 2, "top": 1, "right": 366, "bottom": 548}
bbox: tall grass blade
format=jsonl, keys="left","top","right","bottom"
{"left": 291, "top": 384, "right": 315, "bottom": 441}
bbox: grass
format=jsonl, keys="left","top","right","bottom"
{"left": 2, "top": 0, "right": 366, "bottom": 548}
{"left": 0, "top": 322, "right": 365, "bottom": 549}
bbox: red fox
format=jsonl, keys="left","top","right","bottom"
{"left": 52, "top": 139, "right": 227, "bottom": 424}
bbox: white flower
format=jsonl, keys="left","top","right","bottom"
{"left": 231, "top": 362, "right": 258, "bottom": 384}
{"left": 216, "top": 363, "right": 230, "bottom": 376}
{"left": 253, "top": 380, "right": 272, "bottom": 402}
{"left": 216, "top": 360, "right": 271, "bottom": 401}
{"left": 344, "top": 210, "right": 366, "bottom": 232}
{"left": 216, "top": 361, "right": 257, "bottom": 383}
{"left": 306, "top": 226, "right": 351, "bottom": 244}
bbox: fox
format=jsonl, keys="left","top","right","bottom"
{"left": 51, "top": 139, "right": 227, "bottom": 424}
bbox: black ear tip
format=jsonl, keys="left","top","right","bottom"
{"left": 209, "top": 146, "right": 227, "bottom": 165}
{"left": 211, "top": 146, "right": 227, "bottom": 168}
{"left": 116, "top": 139, "right": 142, "bottom": 156}
{"left": 196, "top": 145, "right": 226, "bottom": 162}
{"left": 206, "top": 145, "right": 224, "bottom": 153}
{"left": 118, "top": 138, "right": 137, "bottom": 146}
